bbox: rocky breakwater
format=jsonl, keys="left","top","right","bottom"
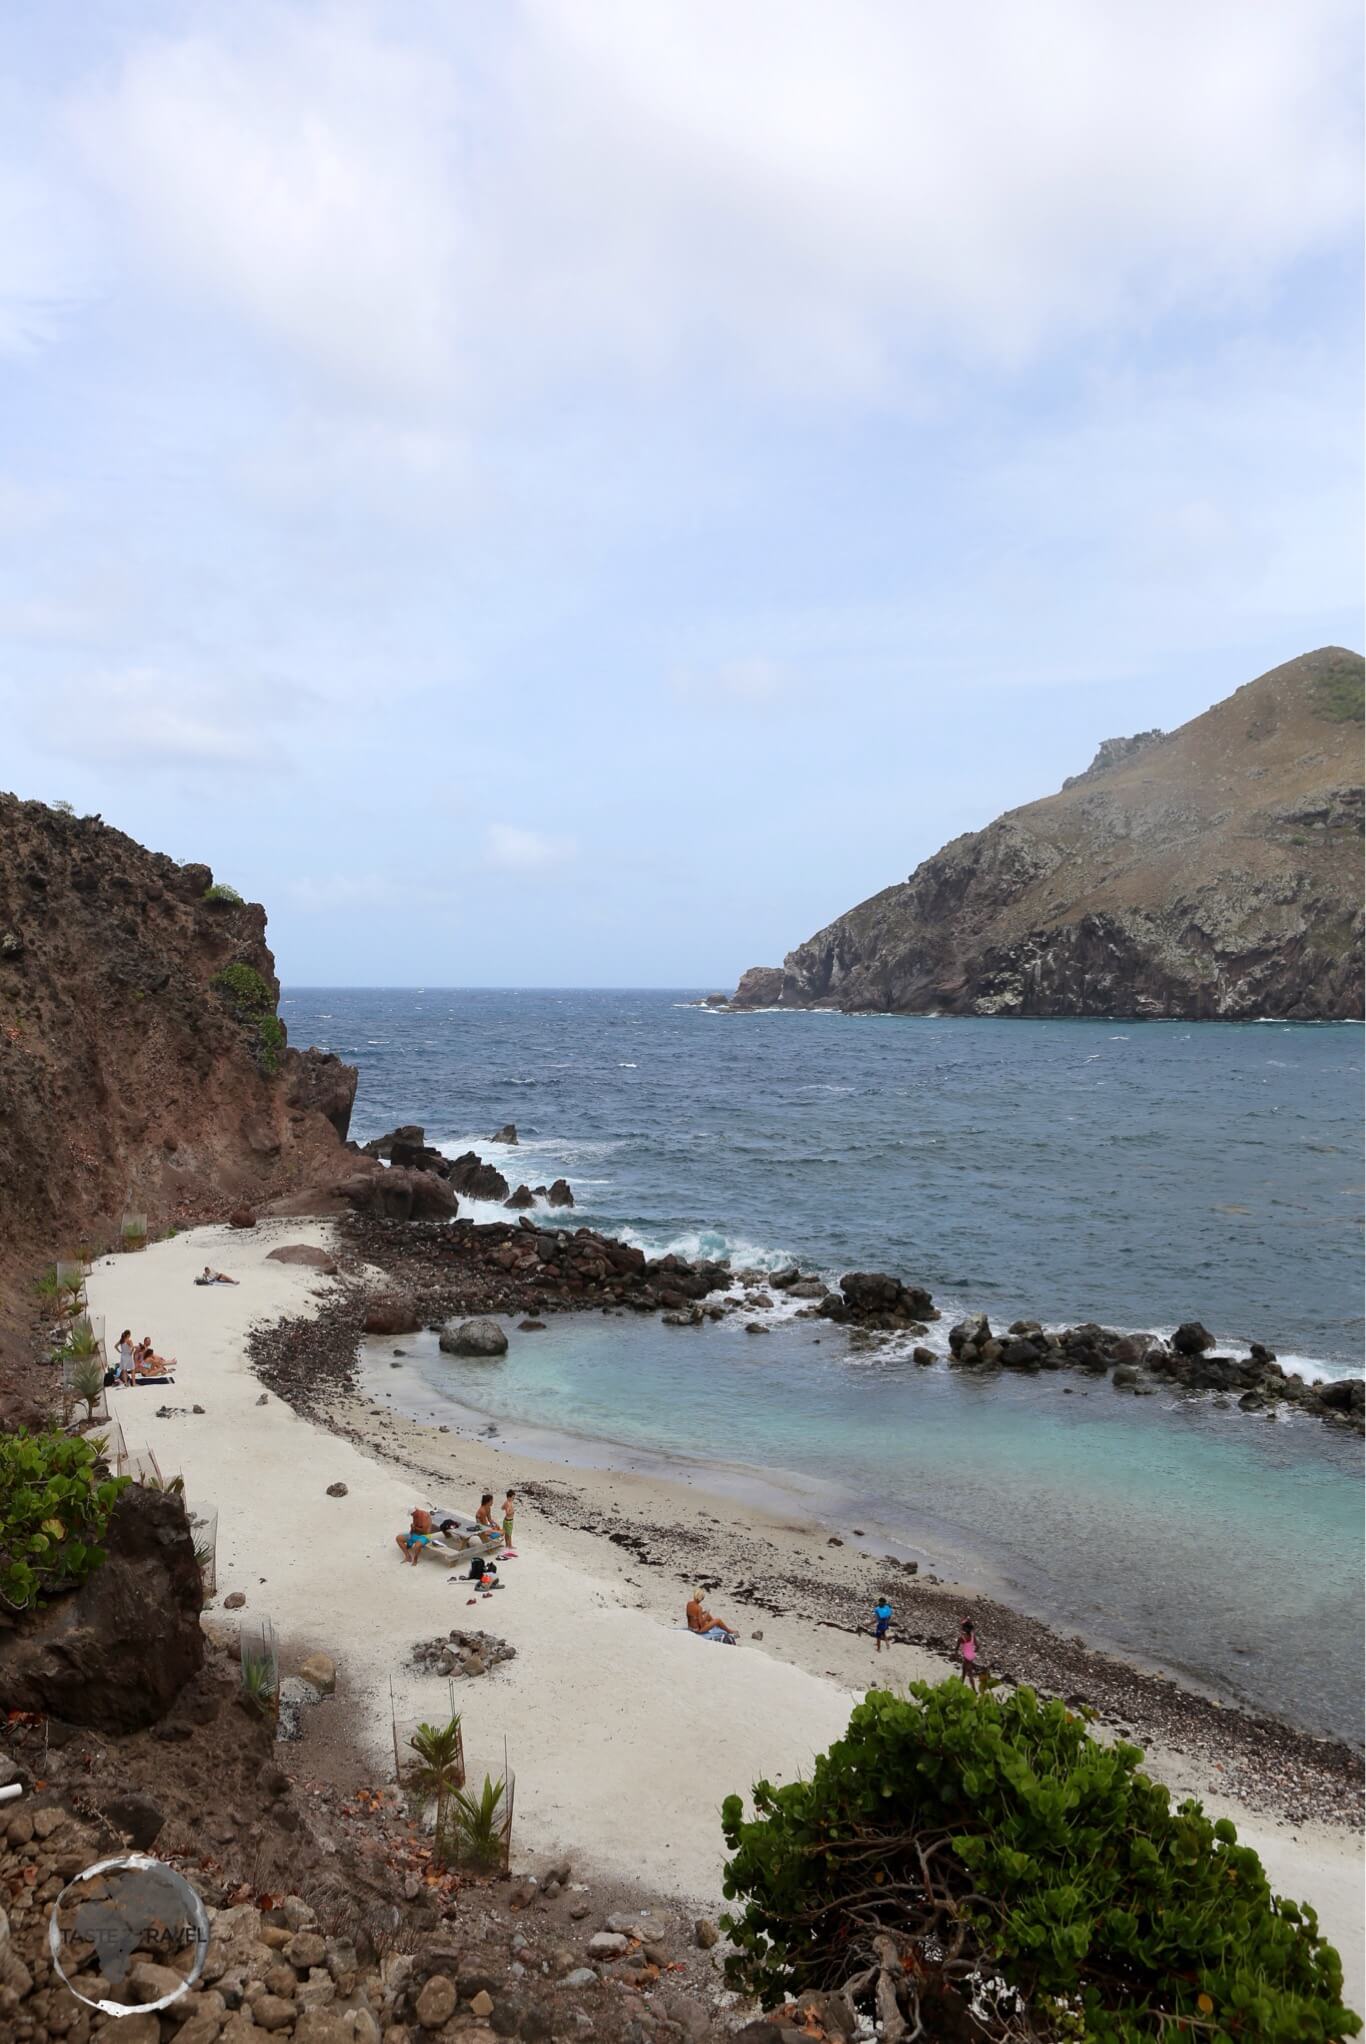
{"left": 945, "top": 1312, "right": 1364, "bottom": 1432}
{"left": 0, "top": 1484, "right": 204, "bottom": 1730}
{"left": 352, "top": 1124, "right": 574, "bottom": 1215}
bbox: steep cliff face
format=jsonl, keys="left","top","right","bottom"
{"left": 0, "top": 796, "right": 357, "bottom": 1268}
{"left": 732, "top": 648, "right": 1364, "bottom": 1020}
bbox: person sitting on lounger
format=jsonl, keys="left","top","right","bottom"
{"left": 196, "top": 1266, "right": 239, "bottom": 1285}
{"left": 475, "top": 1493, "right": 499, "bottom": 1533}
{"left": 686, "top": 1592, "right": 737, "bottom": 1644}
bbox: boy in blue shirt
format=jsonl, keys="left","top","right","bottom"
{"left": 873, "top": 1595, "right": 893, "bottom": 1652}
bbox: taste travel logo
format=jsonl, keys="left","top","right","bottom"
{"left": 48, "top": 1854, "right": 209, "bottom": 2017}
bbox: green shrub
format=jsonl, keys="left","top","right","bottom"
{"left": 212, "top": 964, "right": 286, "bottom": 1074}
{"left": 212, "top": 963, "right": 274, "bottom": 1014}
{"left": 720, "top": 1681, "right": 1359, "bottom": 2041}
{"left": 0, "top": 1430, "right": 129, "bottom": 1613}
{"left": 257, "top": 1012, "right": 286, "bottom": 1075}
{"left": 202, "top": 882, "right": 244, "bottom": 904}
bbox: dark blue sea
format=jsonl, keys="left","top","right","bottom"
{"left": 283, "top": 989, "right": 1364, "bottom": 1739}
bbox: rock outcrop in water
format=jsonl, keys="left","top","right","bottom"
{"left": 727, "top": 648, "right": 1364, "bottom": 1019}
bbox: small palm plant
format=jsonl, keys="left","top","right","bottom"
{"left": 241, "top": 1652, "right": 278, "bottom": 1719}
{"left": 70, "top": 1356, "right": 106, "bottom": 1423}
{"left": 66, "top": 1317, "right": 100, "bottom": 1360}
{"left": 58, "top": 1271, "right": 87, "bottom": 1318}
{"left": 34, "top": 1266, "right": 62, "bottom": 1311}
{"left": 448, "top": 1775, "right": 506, "bottom": 1869}
{"left": 408, "top": 1715, "right": 466, "bottom": 1841}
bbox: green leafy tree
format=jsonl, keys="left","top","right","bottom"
{"left": 0, "top": 1431, "right": 129, "bottom": 1613}
{"left": 720, "top": 1681, "right": 1360, "bottom": 2042}
{"left": 407, "top": 1716, "right": 466, "bottom": 1842}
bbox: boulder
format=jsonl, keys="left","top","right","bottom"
{"left": 1315, "top": 1377, "right": 1364, "bottom": 1413}
{"left": 492, "top": 1124, "right": 518, "bottom": 1143}
{"left": 0, "top": 1486, "right": 203, "bottom": 1731}
{"left": 1000, "top": 1337, "right": 1043, "bottom": 1369}
{"left": 840, "top": 1271, "right": 938, "bottom": 1326}
{"left": 767, "top": 1266, "right": 800, "bottom": 1289}
{"left": 504, "top": 1184, "right": 536, "bottom": 1210}
{"left": 266, "top": 1244, "right": 339, "bottom": 1273}
{"left": 787, "top": 1276, "right": 827, "bottom": 1299}
{"left": 362, "top": 1292, "right": 421, "bottom": 1336}
{"left": 297, "top": 1653, "right": 336, "bottom": 1695}
{"left": 949, "top": 1313, "right": 991, "bottom": 1354}
{"left": 1172, "top": 1321, "right": 1215, "bottom": 1356}
{"left": 340, "top": 1165, "right": 458, "bottom": 1223}
{"left": 546, "top": 1178, "right": 575, "bottom": 1207}
{"left": 439, "top": 1318, "right": 510, "bottom": 1358}
{"left": 228, "top": 1206, "right": 256, "bottom": 1230}
{"left": 445, "top": 1151, "right": 511, "bottom": 1202}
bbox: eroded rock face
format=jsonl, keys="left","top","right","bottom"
{"left": 339, "top": 1165, "right": 458, "bottom": 1223}
{"left": 0, "top": 1486, "right": 204, "bottom": 1731}
{"left": 728, "top": 650, "right": 1364, "bottom": 1020}
{"left": 445, "top": 1152, "right": 511, "bottom": 1203}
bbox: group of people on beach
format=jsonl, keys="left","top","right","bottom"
{"left": 689, "top": 1584, "right": 984, "bottom": 1685}
{"left": 396, "top": 1490, "right": 518, "bottom": 1566}
{"left": 110, "top": 1329, "right": 176, "bottom": 1386}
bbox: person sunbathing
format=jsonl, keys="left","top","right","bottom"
{"left": 686, "top": 1593, "right": 737, "bottom": 1644}
{"left": 131, "top": 1337, "right": 175, "bottom": 1380}
{"left": 196, "top": 1266, "right": 238, "bottom": 1285}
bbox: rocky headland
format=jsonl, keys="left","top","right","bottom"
{"left": 721, "top": 646, "right": 1365, "bottom": 1019}
{"left": 0, "top": 795, "right": 359, "bottom": 1417}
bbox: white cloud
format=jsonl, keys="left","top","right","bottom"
{"left": 60, "top": 1, "right": 1361, "bottom": 404}
{"left": 24, "top": 669, "right": 293, "bottom": 769}
{"left": 482, "top": 824, "right": 576, "bottom": 872}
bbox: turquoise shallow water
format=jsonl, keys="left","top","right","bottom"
{"left": 365, "top": 1311, "right": 1364, "bottom": 1746}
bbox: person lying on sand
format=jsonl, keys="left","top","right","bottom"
{"left": 686, "top": 1593, "right": 737, "bottom": 1644}
{"left": 131, "top": 1336, "right": 176, "bottom": 1377}
{"left": 196, "top": 1266, "right": 238, "bottom": 1286}
{"left": 396, "top": 1507, "right": 433, "bottom": 1565}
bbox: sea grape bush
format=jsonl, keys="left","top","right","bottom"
{"left": 720, "top": 1680, "right": 1360, "bottom": 2041}
{"left": 0, "top": 1431, "right": 129, "bottom": 1613}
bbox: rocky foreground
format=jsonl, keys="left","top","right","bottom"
{"left": 720, "top": 647, "right": 1365, "bottom": 1019}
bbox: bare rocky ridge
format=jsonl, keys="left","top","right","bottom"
{"left": 728, "top": 647, "right": 1364, "bottom": 1019}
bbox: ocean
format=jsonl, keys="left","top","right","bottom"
{"left": 283, "top": 988, "right": 1365, "bottom": 1740}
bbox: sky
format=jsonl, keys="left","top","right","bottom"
{"left": 0, "top": 1, "right": 1362, "bottom": 987}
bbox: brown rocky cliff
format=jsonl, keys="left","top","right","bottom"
{"left": 731, "top": 647, "right": 1364, "bottom": 1020}
{"left": 0, "top": 796, "right": 357, "bottom": 1278}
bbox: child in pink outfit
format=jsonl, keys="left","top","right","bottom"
{"left": 957, "top": 1618, "right": 983, "bottom": 1692}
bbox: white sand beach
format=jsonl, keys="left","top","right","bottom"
{"left": 88, "top": 1222, "right": 1365, "bottom": 2012}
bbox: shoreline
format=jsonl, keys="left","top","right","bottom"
{"left": 85, "top": 1220, "right": 1365, "bottom": 2014}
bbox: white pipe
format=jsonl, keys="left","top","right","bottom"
{"left": 0, "top": 1784, "right": 23, "bottom": 1804}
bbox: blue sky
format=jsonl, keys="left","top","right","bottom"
{"left": 1, "top": 1, "right": 1361, "bottom": 986}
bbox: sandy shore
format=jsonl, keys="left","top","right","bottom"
{"left": 88, "top": 1222, "right": 1364, "bottom": 2013}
